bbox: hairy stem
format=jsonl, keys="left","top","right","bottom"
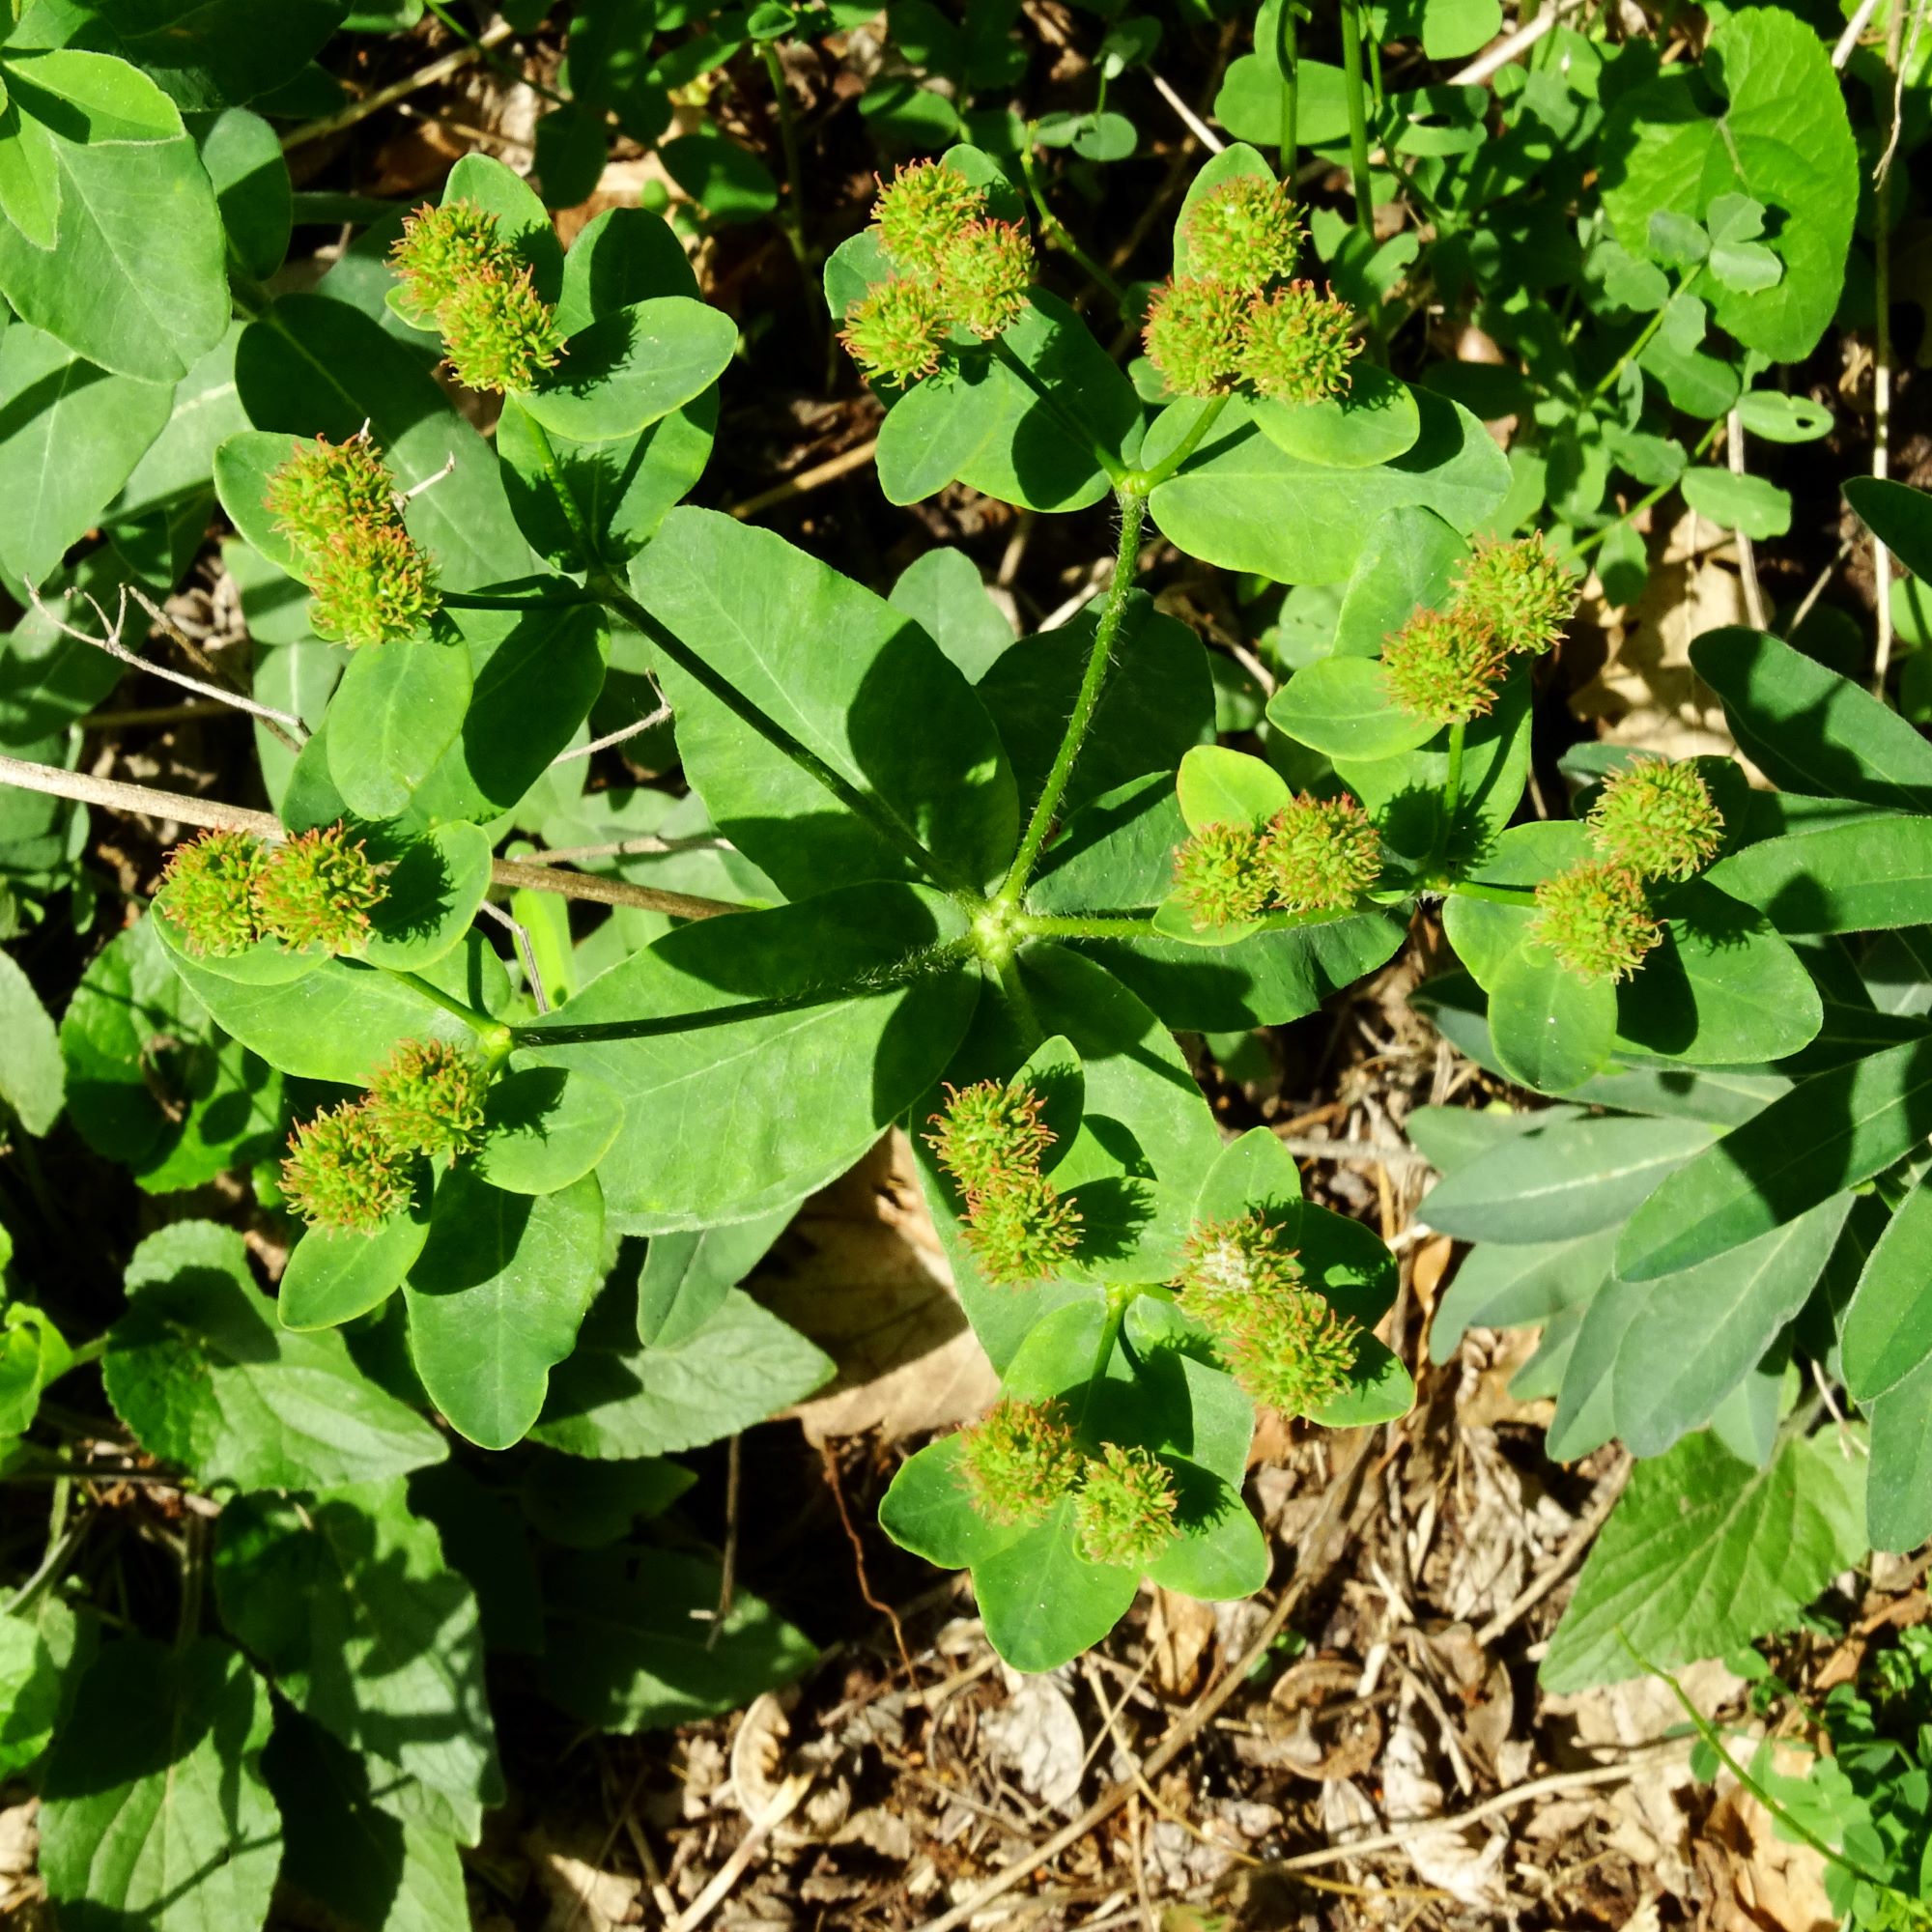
{"left": 386, "top": 968, "right": 513, "bottom": 1054}
{"left": 1277, "top": 0, "right": 1300, "bottom": 177}
{"left": 998, "top": 489, "right": 1147, "bottom": 906}
{"left": 1131, "top": 394, "right": 1230, "bottom": 495}
{"left": 1020, "top": 913, "right": 1160, "bottom": 940}
{"left": 1019, "top": 141, "right": 1128, "bottom": 309}
{"left": 991, "top": 952, "right": 1046, "bottom": 1052}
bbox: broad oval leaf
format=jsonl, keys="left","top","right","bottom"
{"left": 1249, "top": 364, "right": 1422, "bottom": 469}
{"left": 521, "top": 297, "right": 737, "bottom": 442}
{"left": 1488, "top": 941, "right": 1618, "bottom": 1096}
{"left": 1266, "top": 656, "right": 1436, "bottom": 760}
{"left": 279, "top": 1206, "right": 431, "bottom": 1332}
{"left": 1842, "top": 1178, "right": 1932, "bottom": 1402}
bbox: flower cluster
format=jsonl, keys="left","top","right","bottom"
{"left": 953, "top": 1399, "right": 1180, "bottom": 1569}
{"left": 389, "top": 199, "right": 563, "bottom": 393}
{"left": 1380, "top": 535, "right": 1579, "bottom": 725}
{"left": 281, "top": 1037, "right": 490, "bottom": 1235}
{"left": 839, "top": 161, "right": 1036, "bottom": 384}
{"left": 157, "top": 823, "right": 385, "bottom": 957}
{"left": 1171, "top": 793, "right": 1381, "bottom": 930}
{"left": 1527, "top": 759, "right": 1723, "bottom": 984}
{"left": 264, "top": 435, "right": 440, "bottom": 647}
{"left": 925, "top": 1077, "right": 1080, "bottom": 1286}
{"left": 1142, "top": 176, "right": 1355, "bottom": 404}
{"left": 1174, "top": 1213, "right": 1362, "bottom": 1418}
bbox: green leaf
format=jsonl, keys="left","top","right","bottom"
{"left": 0, "top": 89, "right": 61, "bottom": 248}
{"left": 1845, "top": 474, "right": 1932, "bottom": 582}
{"left": 1429, "top": 1225, "right": 1619, "bottom": 1362}
{"left": 630, "top": 506, "right": 1018, "bottom": 896}
{"left": 265, "top": 1716, "right": 471, "bottom": 1932}
{"left": 1332, "top": 505, "right": 1465, "bottom": 658}
{"left": 326, "top": 633, "right": 472, "bottom": 820}
{"left": 522, "top": 298, "right": 736, "bottom": 442}
{"left": 90, "top": 0, "right": 346, "bottom": 108}
{"left": 1601, "top": 7, "right": 1857, "bottom": 361}
{"left": 361, "top": 823, "right": 495, "bottom": 973}
{"left": 0, "top": 324, "right": 172, "bottom": 587}
{"left": 102, "top": 1219, "right": 448, "bottom": 1488}
{"left": 0, "top": 1596, "right": 85, "bottom": 1778}
{"left": 1867, "top": 1350, "right": 1932, "bottom": 1552}
{"left": 1638, "top": 292, "right": 1741, "bottom": 418}
{"left": 1147, "top": 389, "right": 1510, "bottom": 584}
{"left": 1550, "top": 1194, "right": 1850, "bottom": 1459}
{"left": 0, "top": 1302, "right": 71, "bottom": 1436}
{"left": 980, "top": 594, "right": 1213, "bottom": 822}
{"left": 472, "top": 1066, "right": 624, "bottom": 1196}
{"left": 1842, "top": 1178, "right": 1932, "bottom": 1401}
{"left": 635, "top": 1210, "right": 793, "bottom": 1347}
{"left": 198, "top": 105, "right": 290, "bottom": 280}
{"left": 1539, "top": 1429, "right": 1866, "bottom": 1692}
{"left": 520, "top": 884, "right": 978, "bottom": 1228}
{"left": 1175, "top": 744, "right": 1290, "bottom": 832}
{"left": 1708, "top": 813, "right": 1932, "bottom": 933}
{"left": 1617, "top": 1039, "right": 1932, "bottom": 1282}
{"left": 519, "top": 1452, "right": 693, "bottom": 1547}
{"left": 0, "top": 49, "right": 229, "bottom": 382}
{"left": 1423, "top": 1112, "right": 1716, "bottom": 1243}
{"left": 213, "top": 1480, "right": 502, "bottom": 1833}
{"left": 1488, "top": 940, "right": 1617, "bottom": 1096}
{"left": 533, "top": 99, "right": 607, "bottom": 207}
{"left": 403, "top": 1169, "right": 605, "bottom": 1450}
{"left": 1423, "top": 0, "right": 1503, "bottom": 58}
{"left": 1192, "top": 1122, "right": 1301, "bottom": 1225}
{"left": 542, "top": 1547, "right": 817, "bottom": 1730}
{"left": 662, "top": 130, "right": 779, "bottom": 221}
{"left": 279, "top": 1205, "right": 432, "bottom": 1332}
{"left": 536, "top": 1284, "right": 832, "bottom": 1457}
{"left": 888, "top": 546, "right": 1013, "bottom": 683}
{"left": 0, "top": 946, "right": 61, "bottom": 1134}
{"left": 1734, "top": 391, "right": 1833, "bottom": 443}
{"left": 1266, "top": 656, "right": 1437, "bottom": 759}
{"left": 554, "top": 207, "right": 699, "bottom": 334}
{"left": 1690, "top": 626, "right": 1932, "bottom": 811}
{"left": 1680, "top": 466, "right": 1790, "bottom": 539}
{"left": 1249, "top": 365, "right": 1423, "bottom": 470}
{"left": 41, "top": 1638, "right": 279, "bottom": 1932}
{"left": 235, "top": 293, "right": 538, "bottom": 589}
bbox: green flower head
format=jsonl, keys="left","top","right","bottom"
{"left": 1073, "top": 1443, "right": 1179, "bottom": 1569}
{"left": 389, "top": 199, "right": 562, "bottom": 394}
{"left": 1186, "top": 175, "right": 1301, "bottom": 292}
{"left": 956, "top": 1397, "right": 1082, "bottom": 1528}
{"left": 1452, "top": 532, "right": 1577, "bottom": 657}
{"left": 1380, "top": 607, "right": 1510, "bottom": 724}
{"left": 1262, "top": 793, "right": 1381, "bottom": 914}
{"left": 1238, "top": 282, "right": 1356, "bottom": 406}
{"left": 961, "top": 1170, "right": 1083, "bottom": 1288}
{"left": 264, "top": 435, "right": 398, "bottom": 561}
{"left": 1586, "top": 757, "right": 1724, "bottom": 882}
{"left": 366, "top": 1038, "right": 489, "bottom": 1166}
{"left": 873, "top": 158, "right": 989, "bottom": 275}
{"left": 1142, "top": 277, "right": 1248, "bottom": 399}
{"left": 1176, "top": 1213, "right": 1305, "bottom": 1333}
{"left": 925, "top": 1077, "right": 1056, "bottom": 1201}
{"left": 938, "top": 217, "right": 1033, "bottom": 338}
{"left": 252, "top": 823, "right": 385, "bottom": 954}
{"left": 156, "top": 830, "right": 262, "bottom": 956}
{"left": 1172, "top": 821, "right": 1273, "bottom": 929}
{"left": 1528, "top": 859, "right": 1662, "bottom": 983}
{"left": 281, "top": 1101, "right": 415, "bottom": 1235}
{"left": 839, "top": 277, "right": 950, "bottom": 386}
{"left": 388, "top": 200, "right": 504, "bottom": 324}
{"left": 1221, "top": 1286, "right": 1360, "bottom": 1418}
{"left": 307, "top": 521, "right": 440, "bottom": 647}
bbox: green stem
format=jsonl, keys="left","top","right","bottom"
{"left": 997, "top": 490, "right": 1147, "bottom": 906}
{"left": 1590, "top": 270, "right": 1698, "bottom": 403}
{"left": 1074, "top": 1291, "right": 1132, "bottom": 1439}
{"left": 524, "top": 414, "right": 600, "bottom": 568}
{"left": 58, "top": 1336, "right": 107, "bottom": 1373}
{"left": 1019, "top": 141, "right": 1129, "bottom": 309}
{"left": 1570, "top": 418, "right": 1724, "bottom": 562}
{"left": 1436, "top": 717, "right": 1466, "bottom": 867}
{"left": 760, "top": 43, "right": 811, "bottom": 268}
{"left": 1276, "top": 0, "right": 1299, "bottom": 178}
{"left": 387, "top": 968, "right": 513, "bottom": 1056}
{"left": 1338, "top": 0, "right": 1375, "bottom": 240}
{"left": 991, "top": 953, "right": 1045, "bottom": 1052}
{"left": 1131, "top": 394, "right": 1230, "bottom": 494}
{"left": 421, "top": 0, "right": 571, "bottom": 107}
{"left": 991, "top": 336, "right": 1129, "bottom": 486}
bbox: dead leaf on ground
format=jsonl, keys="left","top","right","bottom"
{"left": 1697, "top": 1745, "right": 1835, "bottom": 1932}
{"left": 981, "top": 1668, "right": 1085, "bottom": 1813}
{"left": 1147, "top": 1586, "right": 1218, "bottom": 1698}
{"left": 1382, "top": 1679, "right": 1509, "bottom": 1908}
{"left": 525, "top": 1823, "right": 642, "bottom": 1932}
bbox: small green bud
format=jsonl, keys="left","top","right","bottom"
{"left": 925, "top": 1078, "right": 1056, "bottom": 1201}
{"left": 1186, "top": 176, "right": 1301, "bottom": 292}
{"left": 438, "top": 263, "right": 564, "bottom": 393}
{"left": 1262, "top": 793, "right": 1381, "bottom": 914}
{"left": 1221, "top": 1286, "right": 1361, "bottom": 1418}
{"left": 389, "top": 200, "right": 503, "bottom": 324}
{"left": 1073, "top": 1442, "right": 1179, "bottom": 1568}
{"left": 839, "top": 277, "right": 950, "bottom": 385}
{"left": 1176, "top": 1213, "right": 1304, "bottom": 1333}
{"left": 1238, "top": 282, "right": 1356, "bottom": 405}
{"left": 366, "top": 1038, "right": 489, "bottom": 1166}
{"left": 252, "top": 823, "right": 385, "bottom": 953}
{"left": 1528, "top": 859, "right": 1662, "bottom": 983}
{"left": 281, "top": 1101, "right": 415, "bottom": 1235}
{"left": 1142, "top": 277, "right": 1248, "bottom": 399}
{"left": 1586, "top": 757, "right": 1724, "bottom": 882}
{"left": 1452, "top": 532, "right": 1577, "bottom": 657}
{"left": 156, "top": 830, "right": 263, "bottom": 955}
{"left": 1380, "top": 607, "right": 1509, "bottom": 724}
{"left": 938, "top": 217, "right": 1033, "bottom": 338}
{"left": 873, "top": 158, "right": 988, "bottom": 275}
{"left": 956, "top": 1397, "right": 1082, "bottom": 1528}
{"left": 307, "top": 521, "right": 440, "bottom": 647}
{"left": 1171, "top": 822, "right": 1273, "bottom": 929}
{"left": 962, "top": 1170, "right": 1083, "bottom": 1288}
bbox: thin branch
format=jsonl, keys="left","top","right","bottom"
{"left": 1148, "top": 68, "right": 1225, "bottom": 151}
{"left": 550, "top": 703, "right": 673, "bottom": 765}
{"left": 518, "top": 834, "right": 733, "bottom": 866}
{"left": 1833, "top": 0, "right": 1884, "bottom": 65}
{"left": 1446, "top": 0, "right": 1583, "bottom": 86}
{"left": 725, "top": 439, "right": 881, "bottom": 521}
{"left": 475, "top": 898, "right": 551, "bottom": 1014}
{"left": 29, "top": 584, "right": 306, "bottom": 752}
{"left": 1474, "top": 1453, "right": 1631, "bottom": 1645}
{"left": 280, "top": 19, "right": 517, "bottom": 151}
{"left": 0, "top": 753, "right": 744, "bottom": 921}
